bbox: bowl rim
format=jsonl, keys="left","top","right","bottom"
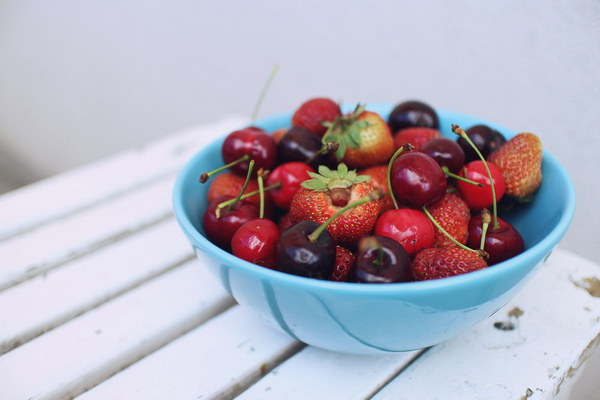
{"left": 172, "top": 106, "right": 576, "bottom": 296}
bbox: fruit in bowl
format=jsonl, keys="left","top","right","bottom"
{"left": 172, "top": 101, "right": 575, "bottom": 354}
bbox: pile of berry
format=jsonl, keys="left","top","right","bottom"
{"left": 199, "top": 98, "right": 543, "bottom": 283}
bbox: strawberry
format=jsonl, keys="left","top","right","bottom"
{"left": 330, "top": 245, "right": 355, "bottom": 282}
{"left": 292, "top": 97, "right": 342, "bottom": 136}
{"left": 288, "top": 163, "right": 380, "bottom": 246}
{"left": 322, "top": 104, "right": 395, "bottom": 169}
{"left": 394, "top": 127, "right": 441, "bottom": 152}
{"left": 207, "top": 173, "right": 261, "bottom": 206}
{"left": 427, "top": 192, "right": 471, "bottom": 248}
{"left": 488, "top": 133, "right": 543, "bottom": 202}
{"left": 411, "top": 247, "right": 487, "bottom": 281}
{"left": 358, "top": 164, "right": 395, "bottom": 214}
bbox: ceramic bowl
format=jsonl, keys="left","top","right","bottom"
{"left": 172, "top": 104, "right": 575, "bottom": 354}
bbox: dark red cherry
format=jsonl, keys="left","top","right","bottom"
{"left": 457, "top": 124, "right": 506, "bottom": 163}
{"left": 231, "top": 218, "right": 280, "bottom": 269}
{"left": 390, "top": 152, "right": 447, "bottom": 208}
{"left": 467, "top": 214, "right": 524, "bottom": 265}
{"left": 421, "top": 137, "right": 465, "bottom": 174}
{"left": 266, "top": 162, "right": 314, "bottom": 210}
{"left": 351, "top": 236, "right": 411, "bottom": 283}
{"left": 277, "top": 126, "right": 335, "bottom": 169}
{"left": 221, "top": 127, "right": 277, "bottom": 176}
{"left": 202, "top": 195, "right": 259, "bottom": 249}
{"left": 276, "top": 220, "right": 335, "bottom": 279}
{"left": 387, "top": 100, "right": 439, "bottom": 133}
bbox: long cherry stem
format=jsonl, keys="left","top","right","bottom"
{"left": 441, "top": 166, "right": 484, "bottom": 187}
{"left": 386, "top": 143, "right": 415, "bottom": 209}
{"left": 215, "top": 182, "right": 281, "bottom": 214}
{"left": 200, "top": 154, "right": 250, "bottom": 183}
{"left": 251, "top": 64, "right": 279, "bottom": 124}
{"left": 422, "top": 206, "right": 487, "bottom": 257}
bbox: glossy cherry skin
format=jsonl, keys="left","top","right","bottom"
{"left": 277, "top": 126, "right": 335, "bottom": 169}
{"left": 421, "top": 137, "right": 465, "bottom": 174}
{"left": 390, "top": 152, "right": 447, "bottom": 208}
{"left": 222, "top": 127, "right": 277, "bottom": 176}
{"left": 266, "top": 162, "right": 314, "bottom": 210}
{"left": 374, "top": 209, "right": 435, "bottom": 255}
{"left": 457, "top": 124, "right": 506, "bottom": 163}
{"left": 276, "top": 220, "right": 335, "bottom": 279}
{"left": 231, "top": 218, "right": 280, "bottom": 269}
{"left": 457, "top": 160, "right": 506, "bottom": 210}
{"left": 387, "top": 100, "right": 439, "bottom": 133}
{"left": 202, "top": 195, "right": 260, "bottom": 249}
{"left": 351, "top": 236, "right": 411, "bottom": 283}
{"left": 467, "top": 214, "right": 524, "bottom": 265}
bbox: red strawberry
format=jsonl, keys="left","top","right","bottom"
{"left": 330, "top": 245, "right": 355, "bottom": 282}
{"left": 488, "top": 133, "right": 543, "bottom": 202}
{"left": 292, "top": 97, "right": 342, "bottom": 136}
{"left": 394, "top": 127, "right": 441, "bottom": 152}
{"left": 288, "top": 164, "right": 381, "bottom": 246}
{"left": 427, "top": 192, "right": 471, "bottom": 247}
{"left": 358, "top": 164, "right": 395, "bottom": 214}
{"left": 411, "top": 247, "right": 487, "bottom": 281}
{"left": 207, "top": 173, "right": 261, "bottom": 206}
{"left": 322, "top": 105, "right": 395, "bottom": 169}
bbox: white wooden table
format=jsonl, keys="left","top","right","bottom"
{"left": 1, "top": 117, "right": 599, "bottom": 400}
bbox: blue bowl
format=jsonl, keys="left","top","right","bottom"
{"left": 172, "top": 104, "right": 575, "bottom": 354}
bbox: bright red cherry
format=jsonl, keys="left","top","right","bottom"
{"left": 202, "top": 195, "right": 259, "bottom": 249}
{"left": 221, "top": 127, "right": 277, "bottom": 176}
{"left": 390, "top": 152, "right": 447, "bottom": 208}
{"left": 457, "top": 160, "right": 506, "bottom": 210}
{"left": 467, "top": 214, "right": 524, "bottom": 265}
{"left": 374, "top": 208, "right": 435, "bottom": 255}
{"left": 266, "top": 162, "right": 314, "bottom": 210}
{"left": 231, "top": 218, "right": 280, "bottom": 269}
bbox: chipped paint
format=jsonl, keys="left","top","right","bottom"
{"left": 520, "top": 387, "right": 534, "bottom": 399}
{"left": 573, "top": 277, "right": 600, "bottom": 297}
{"left": 554, "top": 331, "right": 600, "bottom": 395}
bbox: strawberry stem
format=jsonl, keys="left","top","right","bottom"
{"left": 441, "top": 166, "right": 484, "bottom": 187}
{"left": 308, "top": 190, "right": 383, "bottom": 243}
{"left": 386, "top": 143, "right": 415, "bottom": 209}
{"left": 199, "top": 154, "right": 250, "bottom": 183}
{"left": 250, "top": 64, "right": 279, "bottom": 124}
{"left": 422, "top": 206, "right": 479, "bottom": 254}
{"left": 479, "top": 208, "right": 491, "bottom": 251}
{"left": 452, "top": 124, "right": 499, "bottom": 230}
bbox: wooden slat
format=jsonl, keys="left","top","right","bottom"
{"left": 0, "top": 218, "right": 193, "bottom": 355}
{"left": 0, "top": 260, "right": 234, "bottom": 400}
{"left": 0, "top": 117, "right": 245, "bottom": 241}
{"left": 235, "top": 346, "right": 424, "bottom": 400}
{"left": 0, "top": 175, "right": 174, "bottom": 291}
{"left": 76, "top": 306, "right": 303, "bottom": 400}
{"left": 371, "top": 248, "right": 600, "bottom": 400}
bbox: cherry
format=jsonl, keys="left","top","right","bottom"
{"left": 457, "top": 124, "right": 506, "bottom": 163}
{"left": 202, "top": 195, "right": 259, "bottom": 249}
{"left": 420, "top": 137, "right": 465, "bottom": 175}
{"left": 374, "top": 208, "right": 435, "bottom": 255}
{"left": 231, "top": 218, "right": 280, "bottom": 268}
{"left": 221, "top": 127, "right": 277, "bottom": 177}
{"left": 390, "top": 152, "right": 447, "bottom": 208}
{"left": 467, "top": 212, "right": 524, "bottom": 265}
{"left": 387, "top": 100, "right": 439, "bottom": 133}
{"left": 276, "top": 220, "right": 335, "bottom": 279}
{"left": 351, "top": 236, "right": 411, "bottom": 283}
{"left": 266, "top": 162, "right": 315, "bottom": 210}
{"left": 277, "top": 126, "right": 336, "bottom": 169}
{"left": 457, "top": 160, "right": 505, "bottom": 210}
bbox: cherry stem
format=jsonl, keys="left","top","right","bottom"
{"left": 308, "top": 190, "right": 383, "bottom": 243}
{"left": 257, "top": 169, "right": 269, "bottom": 219}
{"left": 215, "top": 160, "right": 255, "bottom": 218}
{"left": 387, "top": 143, "right": 415, "bottom": 209}
{"left": 305, "top": 142, "right": 339, "bottom": 165}
{"left": 250, "top": 64, "right": 279, "bottom": 124}
{"left": 215, "top": 182, "right": 281, "bottom": 215}
{"left": 452, "top": 124, "right": 499, "bottom": 230}
{"left": 479, "top": 208, "right": 491, "bottom": 251}
{"left": 441, "top": 166, "right": 484, "bottom": 187}
{"left": 422, "top": 206, "right": 479, "bottom": 254}
{"left": 200, "top": 154, "right": 250, "bottom": 183}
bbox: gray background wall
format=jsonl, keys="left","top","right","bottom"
{"left": 1, "top": 1, "right": 599, "bottom": 264}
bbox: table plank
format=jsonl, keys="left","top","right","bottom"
{"left": 0, "top": 117, "right": 245, "bottom": 242}
{"left": 371, "top": 248, "right": 600, "bottom": 400}
{"left": 0, "top": 260, "right": 234, "bottom": 400}
{"left": 76, "top": 306, "right": 303, "bottom": 400}
{"left": 0, "top": 175, "right": 174, "bottom": 291}
{"left": 0, "top": 218, "right": 193, "bottom": 355}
